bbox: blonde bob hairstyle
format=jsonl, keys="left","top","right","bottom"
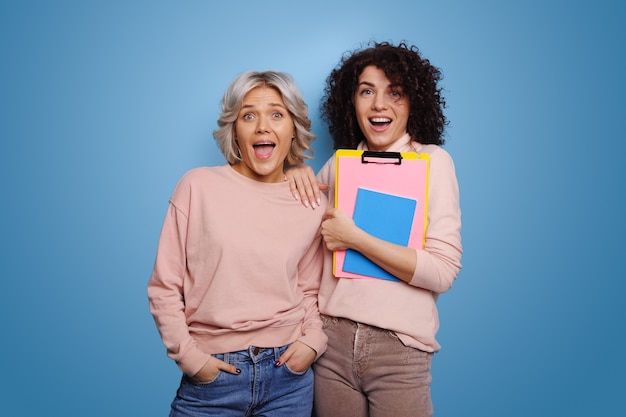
{"left": 213, "top": 70, "right": 316, "bottom": 165}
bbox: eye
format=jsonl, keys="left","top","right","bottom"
{"left": 272, "top": 111, "right": 283, "bottom": 119}
{"left": 241, "top": 113, "right": 254, "bottom": 120}
{"left": 389, "top": 89, "right": 404, "bottom": 98}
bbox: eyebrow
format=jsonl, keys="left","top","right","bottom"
{"left": 358, "top": 81, "right": 401, "bottom": 89}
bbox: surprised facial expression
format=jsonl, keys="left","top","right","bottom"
{"left": 354, "top": 65, "right": 410, "bottom": 151}
{"left": 233, "top": 86, "right": 295, "bottom": 183}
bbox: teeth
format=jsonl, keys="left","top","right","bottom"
{"left": 370, "top": 117, "right": 391, "bottom": 123}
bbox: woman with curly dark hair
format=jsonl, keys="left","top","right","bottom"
{"left": 322, "top": 41, "right": 447, "bottom": 150}
{"left": 286, "top": 41, "right": 462, "bottom": 417}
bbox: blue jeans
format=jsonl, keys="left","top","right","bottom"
{"left": 313, "top": 316, "right": 434, "bottom": 417}
{"left": 169, "top": 344, "right": 313, "bottom": 417}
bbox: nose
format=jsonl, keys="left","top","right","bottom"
{"left": 372, "top": 92, "right": 387, "bottom": 110}
{"left": 255, "top": 115, "right": 270, "bottom": 133}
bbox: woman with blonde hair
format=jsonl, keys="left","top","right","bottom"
{"left": 149, "top": 70, "right": 328, "bottom": 417}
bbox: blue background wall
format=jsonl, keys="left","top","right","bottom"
{"left": 1, "top": 1, "right": 624, "bottom": 415}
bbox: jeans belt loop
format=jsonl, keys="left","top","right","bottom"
{"left": 252, "top": 346, "right": 265, "bottom": 355}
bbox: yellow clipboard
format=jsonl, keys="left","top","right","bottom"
{"left": 333, "top": 149, "right": 429, "bottom": 281}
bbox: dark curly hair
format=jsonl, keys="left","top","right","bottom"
{"left": 321, "top": 41, "right": 447, "bottom": 149}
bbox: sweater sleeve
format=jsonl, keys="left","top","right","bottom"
{"left": 410, "top": 147, "right": 463, "bottom": 293}
{"left": 295, "top": 231, "right": 328, "bottom": 359}
{"left": 147, "top": 200, "right": 212, "bottom": 377}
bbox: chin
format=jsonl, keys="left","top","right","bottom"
{"left": 367, "top": 139, "right": 393, "bottom": 151}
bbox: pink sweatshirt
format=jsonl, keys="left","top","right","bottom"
{"left": 317, "top": 134, "right": 463, "bottom": 352}
{"left": 148, "top": 165, "right": 328, "bottom": 376}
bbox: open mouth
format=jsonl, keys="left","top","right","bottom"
{"left": 252, "top": 142, "right": 276, "bottom": 158}
{"left": 370, "top": 117, "right": 391, "bottom": 127}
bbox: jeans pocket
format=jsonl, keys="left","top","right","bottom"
{"left": 321, "top": 314, "right": 338, "bottom": 330}
{"left": 385, "top": 329, "right": 401, "bottom": 341}
{"left": 283, "top": 363, "right": 310, "bottom": 376}
{"left": 186, "top": 370, "right": 222, "bottom": 386}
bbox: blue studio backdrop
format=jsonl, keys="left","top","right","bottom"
{"left": 1, "top": 1, "right": 624, "bottom": 416}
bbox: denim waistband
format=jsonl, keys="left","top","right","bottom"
{"left": 213, "top": 344, "right": 289, "bottom": 365}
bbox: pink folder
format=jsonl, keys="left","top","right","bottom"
{"left": 333, "top": 150, "right": 430, "bottom": 280}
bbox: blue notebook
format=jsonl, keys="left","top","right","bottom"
{"left": 343, "top": 188, "right": 417, "bottom": 281}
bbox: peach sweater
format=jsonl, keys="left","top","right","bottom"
{"left": 317, "top": 134, "right": 463, "bottom": 352}
{"left": 148, "top": 165, "right": 328, "bottom": 376}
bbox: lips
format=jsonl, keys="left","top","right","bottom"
{"left": 252, "top": 141, "right": 276, "bottom": 159}
{"left": 370, "top": 117, "right": 392, "bottom": 125}
{"left": 369, "top": 116, "right": 391, "bottom": 132}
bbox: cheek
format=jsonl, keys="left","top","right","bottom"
{"left": 234, "top": 122, "right": 244, "bottom": 139}
{"left": 278, "top": 122, "right": 296, "bottom": 139}
{"left": 354, "top": 106, "right": 371, "bottom": 127}
{"left": 354, "top": 110, "right": 369, "bottom": 129}
{"left": 353, "top": 101, "right": 366, "bottom": 115}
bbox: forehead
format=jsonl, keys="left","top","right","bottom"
{"left": 358, "top": 66, "right": 391, "bottom": 84}
{"left": 358, "top": 65, "right": 407, "bottom": 91}
{"left": 242, "top": 86, "right": 284, "bottom": 105}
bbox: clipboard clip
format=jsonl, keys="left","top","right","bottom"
{"left": 361, "top": 151, "right": 403, "bottom": 165}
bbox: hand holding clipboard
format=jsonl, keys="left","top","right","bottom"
{"left": 333, "top": 150, "right": 429, "bottom": 282}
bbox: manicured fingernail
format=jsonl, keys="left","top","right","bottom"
{"left": 236, "top": 368, "right": 241, "bottom": 374}
{"left": 304, "top": 200, "right": 309, "bottom": 208}
{"left": 317, "top": 198, "right": 321, "bottom": 206}
{"left": 274, "top": 361, "right": 281, "bottom": 367}
{"left": 293, "top": 194, "right": 299, "bottom": 201}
